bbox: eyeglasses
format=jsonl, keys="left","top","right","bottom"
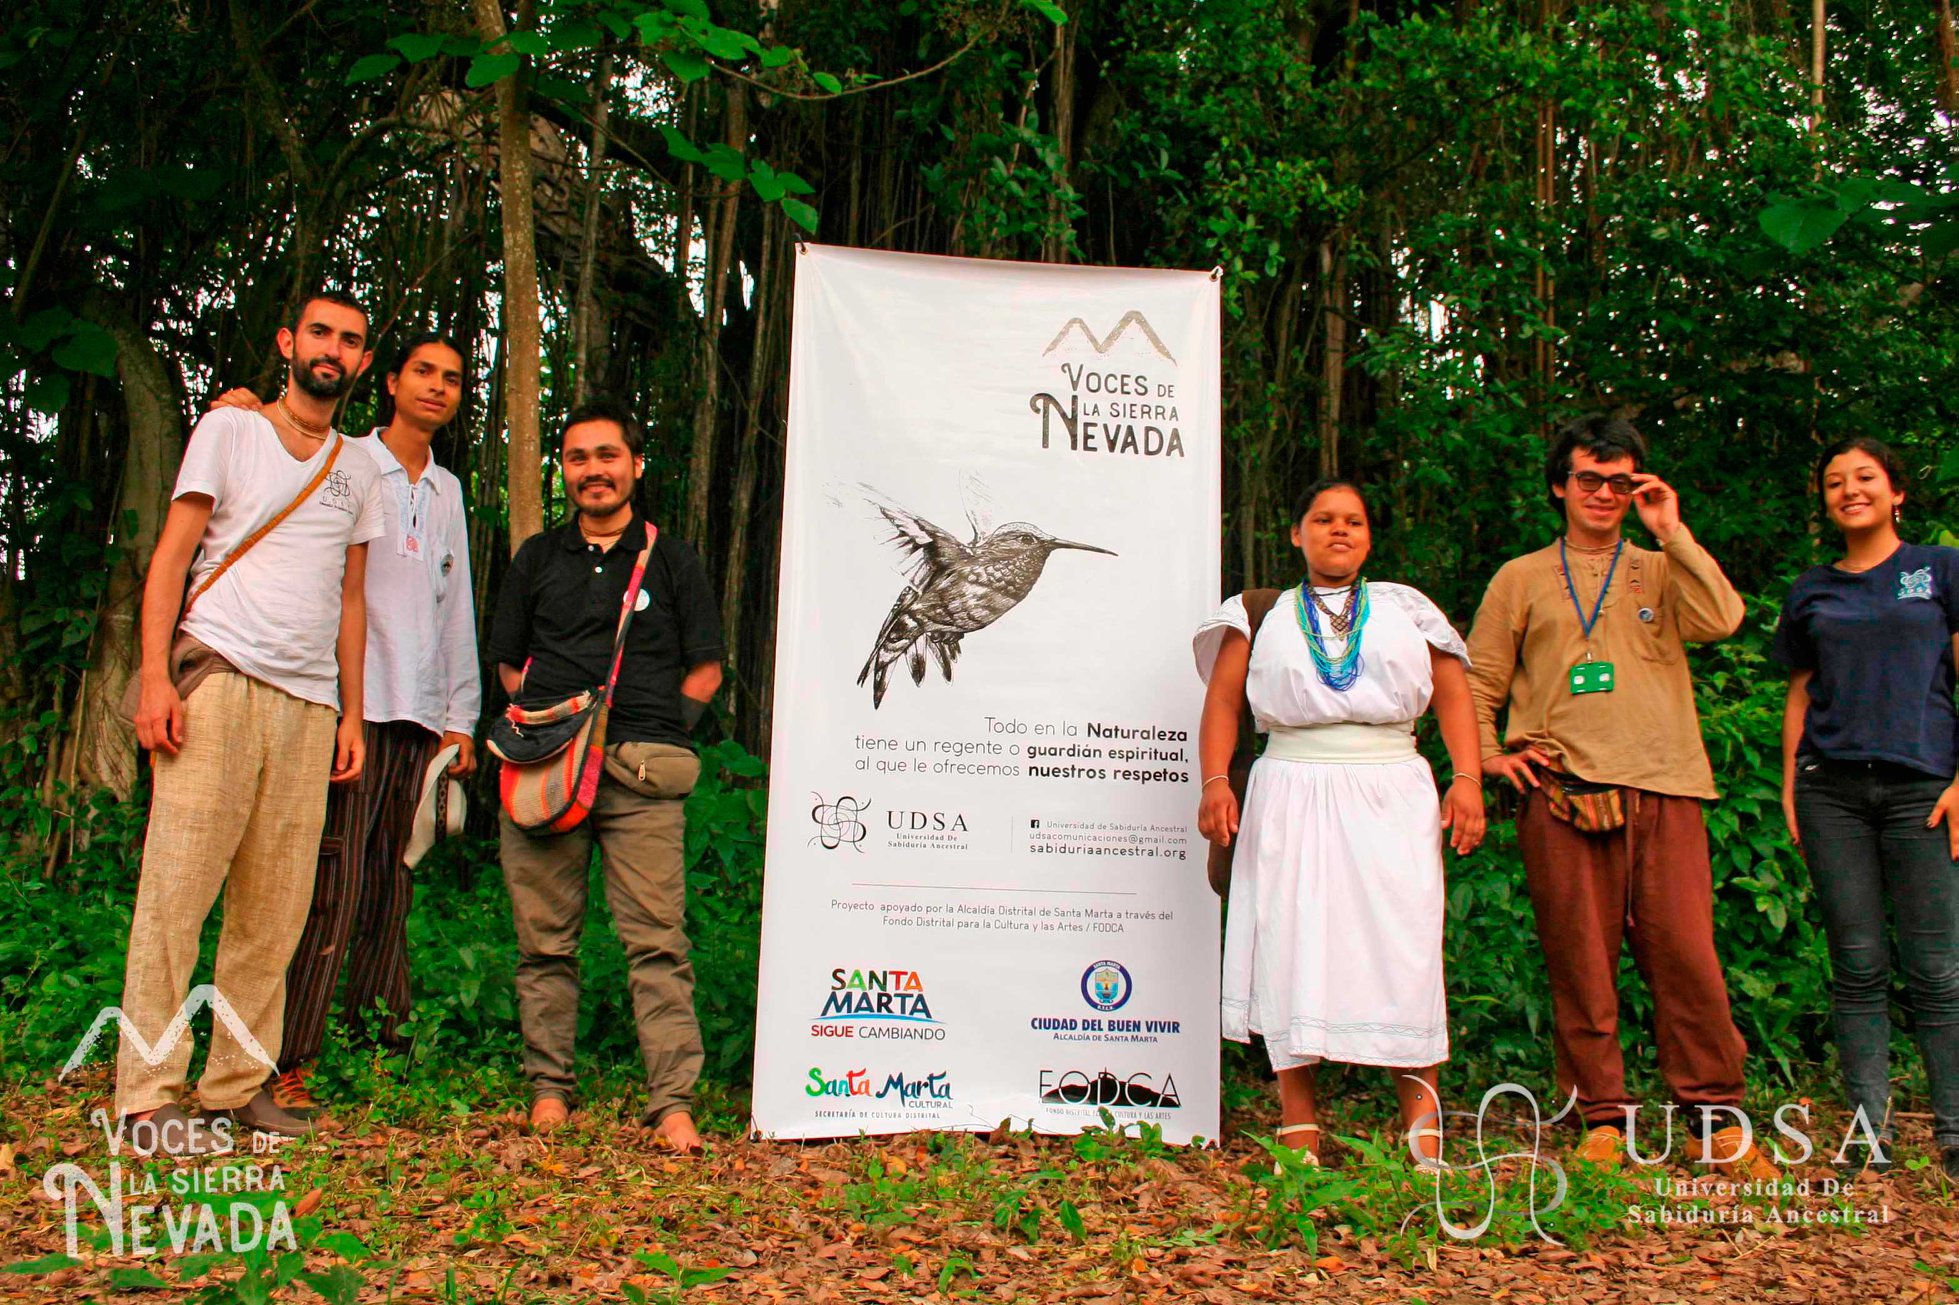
{"left": 1568, "top": 470, "right": 1636, "bottom": 497}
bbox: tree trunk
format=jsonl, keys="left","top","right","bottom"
{"left": 1935, "top": 0, "right": 1958, "bottom": 115}
{"left": 719, "top": 210, "right": 780, "bottom": 718}
{"left": 571, "top": 53, "right": 613, "bottom": 404}
{"left": 682, "top": 83, "right": 747, "bottom": 550}
{"left": 473, "top": 0, "right": 544, "bottom": 553}
{"left": 1315, "top": 242, "right": 1346, "bottom": 479}
{"left": 75, "top": 299, "right": 184, "bottom": 799}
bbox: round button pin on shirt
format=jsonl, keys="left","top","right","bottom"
{"left": 1637, "top": 607, "right": 1655, "bottom": 622}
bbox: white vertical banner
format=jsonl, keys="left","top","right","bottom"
{"left": 752, "top": 246, "right": 1221, "bottom": 1144}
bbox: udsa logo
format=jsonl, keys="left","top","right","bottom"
{"left": 1081, "top": 960, "right": 1132, "bottom": 1013}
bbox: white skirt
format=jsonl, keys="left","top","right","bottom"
{"left": 1221, "top": 753, "right": 1449, "bottom": 1068}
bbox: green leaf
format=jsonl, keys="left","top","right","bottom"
{"left": 665, "top": 0, "right": 712, "bottom": 18}
{"left": 388, "top": 33, "right": 446, "bottom": 62}
{"left": 759, "top": 45, "right": 799, "bottom": 69}
{"left": 2, "top": 1254, "right": 82, "bottom": 1274}
{"left": 534, "top": 74, "right": 593, "bottom": 106}
{"left": 550, "top": 19, "right": 603, "bottom": 51}
{"left": 1022, "top": 0, "right": 1069, "bottom": 23}
{"left": 780, "top": 196, "right": 820, "bottom": 232}
{"left": 315, "top": 1231, "right": 370, "bottom": 1262}
{"left": 109, "top": 1267, "right": 171, "bottom": 1290}
{"left": 343, "top": 53, "right": 402, "bottom": 85}
{"left": 662, "top": 49, "right": 711, "bottom": 83}
{"left": 26, "top": 373, "right": 70, "bottom": 414}
{"left": 748, "top": 161, "right": 787, "bottom": 203}
{"left": 506, "top": 30, "right": 550, "bottom": 57}
{"left": 657, "top": 124, "right": 706, "bottom": 163}
{"left": 701, "top": 143, "right": 747, "bottom": 183}
{"left": 1924, "top": 219, "right": 1959, "bottom": 261}
{"left": 776, "top": 170, "right": 816, "bottom": 196}
{"left": 1057, "top": 1199, "right": 1087, "bottom": 1242}
{"left": 298, "top": 1265, "right": 364, "bottom": 1305}
{"left": 812, "top": 70, "right": 842, "bottom": 94}
{"left": 17, "top": 307, "right": 73, "bottom": 350}
{"left": 1759, "top": 201, "right": 1849, "bottom": 253}
{"left": 465, "top": 52, "right": 521, "bottom": 87}
{"left": 53, "top": 321, "right": 118, "bottom": 377}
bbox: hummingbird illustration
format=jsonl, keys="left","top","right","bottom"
{"left": 856, "top": 503, "right": 1116, "bottom": 708}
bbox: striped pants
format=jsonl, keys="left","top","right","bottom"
{"left": 278, "top": 719, "right": 438, "bottom": 1072}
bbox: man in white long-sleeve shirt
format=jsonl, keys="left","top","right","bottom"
{"left": 215, "top": 333, "right": 481, "bottom": 1116}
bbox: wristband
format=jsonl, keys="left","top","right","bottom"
{"left": 1449, "top": 774, "right": 1480, "bottom": 787}
{"left": 1202, "top": 775, "right": 1230, "bottom": 789}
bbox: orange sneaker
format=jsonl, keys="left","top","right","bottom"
{"left": 1575, "top": 1124, "right": 1625, "bottom": 1168}
{"left": 1699, "top": 1125, "right": 1779, "bottom": 1182}
{"left": 267, "top": 1065, "right": 322, "bottom": 1122}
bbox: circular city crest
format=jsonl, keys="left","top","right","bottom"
{"left": 1080, "top": 959, "right": 1133, "bottom": 1012}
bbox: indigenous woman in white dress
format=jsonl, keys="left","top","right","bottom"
{"left": 1194, "top": 481, "right": 1486, "bottom": 1167}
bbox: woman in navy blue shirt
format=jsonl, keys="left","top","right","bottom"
{"left": 1773, "top": 436, "right": 1959, "bottom": 1180}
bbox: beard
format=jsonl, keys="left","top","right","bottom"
{"left": 292, "top": 355, "right": 354, "bottom": 399}
{"left": 575, "top": 475, "right": 634, "bottom": 517}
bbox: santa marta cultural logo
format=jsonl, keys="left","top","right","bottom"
{"left": 1080, "top": 960, "right": 1132, "bottom": 1013}
{"left": 809, "top": 792, "right": 871, "bottom": 850}
{"left": 43, "top": 986, "right": 303, "bottom": 1258}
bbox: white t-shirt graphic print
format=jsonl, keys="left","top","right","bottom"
{"left": 173, "top": 408, "right": 385, "bottom": 710}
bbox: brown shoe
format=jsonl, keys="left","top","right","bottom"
{"left": 530, "top": 1096, "right": 569, "bottom": 1134}
{"left": 217, "top": 1089, "right": 315, "bottom": 1139}
{"left": 124, "top": 1103, "right": 234, "bottom": 1158}
{"left": 1699, "top": 1125, "right": 1779, "bottom": 1182}
{"left": 267, "top": 1065, "right": 322, "bottom": 1122}
{"left": 1575, "top": 1124, "right": 1625, "bottom": 1168}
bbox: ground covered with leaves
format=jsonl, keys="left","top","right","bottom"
{"left": 4, "top": 1070, "right": 1958, "bottom": 1304}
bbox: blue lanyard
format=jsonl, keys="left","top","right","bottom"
{"left": 1559, "top": 537, "right": 1623, "bottom": 642}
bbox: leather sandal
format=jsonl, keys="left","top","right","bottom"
{"left": 1274, "top": 1122, "right": 1322, "bottom": 1168}
{"left": 1404, "top": 1126, "right": 1445, "bottom": 1173}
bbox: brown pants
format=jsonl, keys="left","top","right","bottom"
{"left": 116, "top": 673, "right": 338, "bottom": 1115}
{"left": 279, "top": 719, "right": 438, "bottom": 1072}
{"left": 500, "top": 741, "right": 702, "bottom": 1125}
{"left": 1517, "top": 787, "right": 1748, "bottom": 1130}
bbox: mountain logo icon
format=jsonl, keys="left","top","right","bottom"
{"left": 60, "top": 984, "right": 276, "bottom": 1079}
{"left": 1042, "top": 311, "right": 1176, "bottom": 364}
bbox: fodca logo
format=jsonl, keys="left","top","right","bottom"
{"left": 1039, "top": 1068, "right": 1181, "bottom": 1109}
{"left": 810, "top": 793, "right": 871, "bottom": 851}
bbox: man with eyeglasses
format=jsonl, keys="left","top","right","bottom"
{"left": 1464, "top": 414, "right": 1774, "bottom": 1180}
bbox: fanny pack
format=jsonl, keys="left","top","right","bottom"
{"left": 490, "top": 523, "right": 657, "bottom": 834}
{"left": 1539, "top": 770, "right": 1626, "bottom": 834}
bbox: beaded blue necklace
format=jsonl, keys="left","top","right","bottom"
{"left": 1294, "top": 580, "right": 1368, "bottom": 691}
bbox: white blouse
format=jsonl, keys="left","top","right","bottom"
{"left": 1193, "top": 583, "right": 1470, "bottom": 730}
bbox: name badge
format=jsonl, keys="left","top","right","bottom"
{"left": 1570, "top": 660, "right": 1615, "bottom": 695}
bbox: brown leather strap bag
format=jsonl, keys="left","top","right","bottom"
{"left": 1206, "top": 587, "right": 1282, "bottom": 896}
{"left": 118, "top": 434, "right": 345, "bottom": 723}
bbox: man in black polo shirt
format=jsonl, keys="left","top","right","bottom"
{"left": 487, "top": 397, "right": 724, "bottom": 1151}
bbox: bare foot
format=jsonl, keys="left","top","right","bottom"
{"left": 653, "top": 1111, "right": 703, "bottom": 1155}
{"left": 530, "top": 1097, "right": 569, "bottom": 1133}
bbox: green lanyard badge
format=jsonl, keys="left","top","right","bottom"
{"left": 1561, "top": 537, "right": 1622, "bottom": 695}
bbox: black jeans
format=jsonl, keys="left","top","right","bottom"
{"left": 1795, "top": 758, "right": 1959, "bottom": 1151}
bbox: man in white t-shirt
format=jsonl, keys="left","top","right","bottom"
{"left": 212, "top": 334, "right": 481, "bottom": 1118}
{"left": 116, "top": 292, "right": 385, "bottom": 1157}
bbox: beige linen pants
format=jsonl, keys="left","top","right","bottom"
{"left": 115, "top": 673, "right": 339, "bottom": 1115}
